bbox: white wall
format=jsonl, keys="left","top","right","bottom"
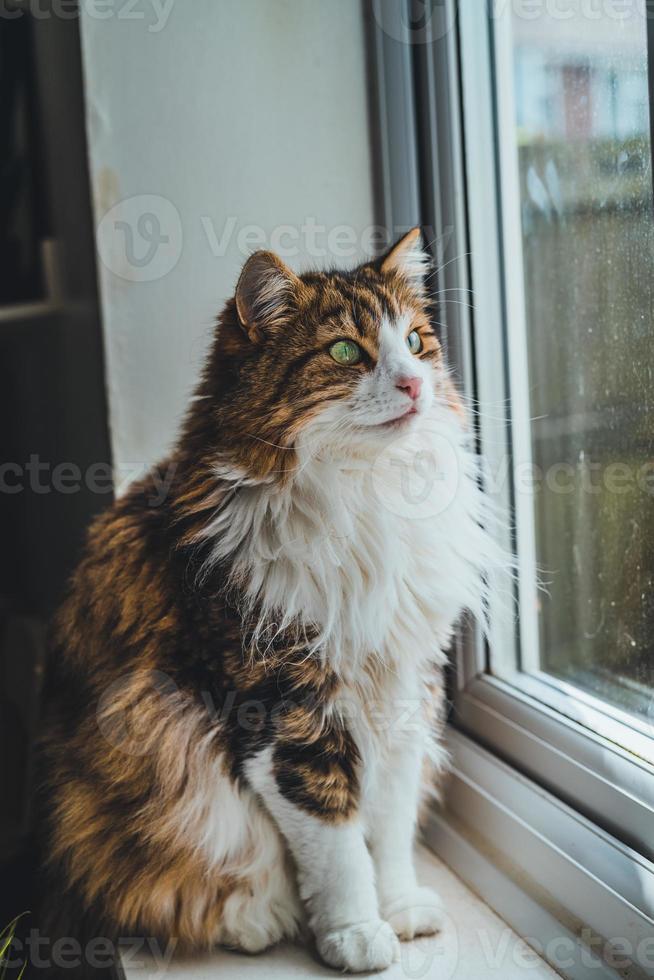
{"left": 80, "top": 0, "right": 378, "bottom": 476}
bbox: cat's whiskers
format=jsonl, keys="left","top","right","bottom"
{"left": 424, "top": 248, "right": 473, "bottom": 285}
{"left": 434, "top": 298, "right": 475, "bottom": 312}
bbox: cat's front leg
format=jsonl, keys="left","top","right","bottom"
{"left": 246, "top": 734, "right": 399, "bottom": 973}
{"left": 367, "top": 735, "right": 444, "bottom": 941}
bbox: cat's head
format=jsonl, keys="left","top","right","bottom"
{"left": 192, "top": 229, "right": 457, "bottom": 480}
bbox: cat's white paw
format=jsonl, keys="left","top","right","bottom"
{"left": 316, "top": 919, "right": 399, "bottom": 973}
{"left": 382, "top": 886, "right": 445, "bottom": 941}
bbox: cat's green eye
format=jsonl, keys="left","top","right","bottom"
{"left": 329, "top": 339, "right": 362, "bottom": 366}
{"left": 407, "top": 330, "right": 422, "bottom": 355}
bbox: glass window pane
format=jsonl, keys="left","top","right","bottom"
{"left": 506, "top": 4, "right": 654, "bottom": 723}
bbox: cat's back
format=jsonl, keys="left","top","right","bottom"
{"left": 50, "top": 463, "right": 189, "bottom": 673}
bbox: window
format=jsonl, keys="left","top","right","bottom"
{"left": 493, "top": 0, "right": 654, "bottom": 737}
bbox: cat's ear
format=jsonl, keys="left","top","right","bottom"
{"left": 235, "top": 251, "right": 300, "bottom": 342}
{"left": 380, "top": 227, "right": 429, "bottom": 292}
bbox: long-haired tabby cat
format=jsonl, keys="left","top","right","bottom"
{"left": 32, "top": 230, "right": 498, "bottom": 975}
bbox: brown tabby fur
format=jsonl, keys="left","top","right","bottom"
{"left": 33, "top": 241, "right": 454, "bottom": 961}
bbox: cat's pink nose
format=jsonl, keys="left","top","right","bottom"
{"left": 396, "top": 376, "right": 422, "bottom": 402}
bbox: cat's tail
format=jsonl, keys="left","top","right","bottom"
{"left": 0, "top": 835, "right": 125, "bottom": 979}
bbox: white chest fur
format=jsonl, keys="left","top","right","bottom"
{"left": 198, "top": 403, "right": 498, "bottom": 680}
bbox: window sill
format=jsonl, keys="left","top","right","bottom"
{"left": 424, "top": 727, "right": 654, "bottom": 980}
{"left": 121, "top": 845, "right": 559, "bottom": 979}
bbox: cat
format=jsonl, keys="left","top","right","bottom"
{"left": 33, "top": 229, "right": 499, "bottom": 975}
